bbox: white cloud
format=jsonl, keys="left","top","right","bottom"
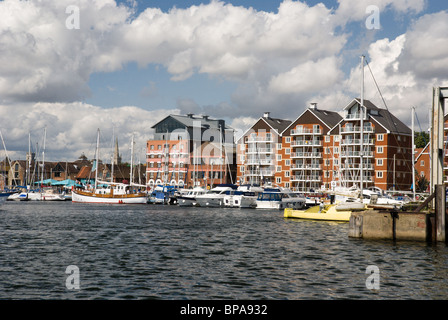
{"left": 0, "top": 102, "right": 177, "bottom": 162}
{"left": 333, "top": 0, "right": 425, "bottom": 25}
{"left": 268, "top": 57, "right": 343, "bottom": 94}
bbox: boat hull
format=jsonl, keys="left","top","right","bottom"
{"left": 284, "top": 204, "right": 355, "bottom": 222}
{"left": 72, "top": 190, "right": 147, "bottom": 204}
{"left": 195, "top": 196, "right": 224, "bottom": 207}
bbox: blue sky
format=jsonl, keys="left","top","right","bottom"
{"left": 0, "top": 0, "right": 447, "bottom": 160}
{"left": 84, "top": 0, "right": 444, "bottom": 113}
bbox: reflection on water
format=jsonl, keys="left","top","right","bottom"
{"left": 0, "top": 202, "right": 447, "bottom": 299}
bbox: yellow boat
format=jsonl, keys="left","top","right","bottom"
{"left": 284, "top": 203, "right": 365, "bottom": 222}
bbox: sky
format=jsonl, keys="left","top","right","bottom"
{"left": 0, "top": 0, "right": 447, "bottom": 163}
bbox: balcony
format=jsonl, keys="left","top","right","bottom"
{"left": 291, "top": 175, "right": 321, "bottom": 182}
{"left": 291, "top": 140, "right": 322, "bottom": 147}
{"left": 245, "top": 159, "right": 274, "bottom": 166}
{"left": 246, "top": 170, "right": 274, "bottom": 176}
{"left": 340, "top": 126, "right": 374, "bottom": 133}
{"left": 247, "top": 136, "right": 274, "bottom": 143}
{"left": 291, "top": 128, "right": 322, "bottom": 135}
{"left": 290, "top": 164, "right": 322, "bottom": 170}
{"left": 247, "top": 148, "right": 274, "bottom": 154}
{"left": 340, "top": 164, "right": 374, "bottom": 170}
{"left": 341, "top": 151, "right": 374, "bottom": 157}
{"left": 291, "top": 152, "right": 322, "bottom": 158}
{"left": 341, "top": 139, "right": 374, "bottom": 145}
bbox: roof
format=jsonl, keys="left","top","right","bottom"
{"left": 309, "top": 108, "right": 343, "bottom": 129}
{"left": 152, "top": 114, "right": 232, "bottom": 130}
{"left": 263, "top": 116, "right": 292, "bottom": 134}
{"left": 345, "top": 98, "right": 411, "bottom": 135}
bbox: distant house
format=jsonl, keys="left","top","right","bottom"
{"left": 414, "top": 143, "right": 430, "bottom": 191}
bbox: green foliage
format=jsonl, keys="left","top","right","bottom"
{"left": 415, "top": 174, "right": 429, "bottom": 193}
{"left": 414, "top": 131, "right": 429, "bottom": 149}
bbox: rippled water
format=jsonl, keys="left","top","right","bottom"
{"left": 1, "top": 201, "right": 448, "bottom": 300}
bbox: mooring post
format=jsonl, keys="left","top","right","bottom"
{"left": 434, "top": 184, "right": 446, "bottom": 242}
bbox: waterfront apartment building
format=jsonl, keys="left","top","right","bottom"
{"left": 329, "top": 98, "right": 413, "bottom": 191}
{"left": 236, "top": 112, "right": 291, "bottom": 187}
{"left": 236, "top": 99, "right": 413, "bottom": 192}
{"left": 282, "top": 103, "right": 342, "bottom": 192}
{"left": 146, "top": 114, "right": 235, "bottom": 188}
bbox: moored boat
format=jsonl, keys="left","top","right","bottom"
{"left": 195, "top": 184, "right": 237, "bottom": 207}
{"left": 256, "top": 188, "right": 306, "bottom": 210}
{"left": 72, "top": 182, "right": 147, "bottom": 204}
{"left": 177, "top": 187, "right": 207, "bottom": 207}
{"left": 284, "top": 202, "right": 366, "bottom": 222}
{"left": 223, "top": 185, "right": 263, "bottom": 208}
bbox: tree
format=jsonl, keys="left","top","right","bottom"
{"left": 415, "top": 174, "right": 429, "bottom": 193}
{"left": 414, "top": 131, "right": 429, "bottom": 149}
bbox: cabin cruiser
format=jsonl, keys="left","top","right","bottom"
{"left": 195, "top": 184, "right": 237, "bottom": 208}
{"left": 223, "top": 185, "right": 264, "bottom": 208}
{"left": 256, "top": 188, "right": 306, "bottom": 210}
{"left": 177, "top": 187, "right": 207, "bottom": 207}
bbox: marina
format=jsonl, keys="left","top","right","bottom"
{"left": 1, "top": 201, "right": 448, "bottom": 300}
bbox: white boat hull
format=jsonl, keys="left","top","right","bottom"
{"left": 256, "top": 199, "right": 305, "bottom": 210}
{"left": 223, "top": 195, "right": 257, "bottom": 208}
{"left": 195, "top": 196, "right": 225, "bottom": 207}
{"left": 177, "top": 196, "right": 198, "bottom": 207}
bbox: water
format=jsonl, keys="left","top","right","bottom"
{"left": 1, "top": 201, "right": 448, "bottom": 300}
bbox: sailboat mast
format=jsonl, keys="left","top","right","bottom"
{"left": 41, "top": 127, "right": 46, "bottom": 187}
{"left": 412, "top": 106, "right": 416, "bottom": 201}
{"left": 130, "top": 133, "right": 134, "bottom": 186}
{"left": 360, "top": 55, "right": 365, "bottom": 200}
{"left": 94, "top": 128, "right": 100, "bottom": 190}
{"left": 26, "top": 132, "right": 31, "bottom": 186}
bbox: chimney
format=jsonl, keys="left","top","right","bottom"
{"left": 187, "top": 113, "right": 194, "bottom": 118}
{"left": 263, "top": 112, "right": 271, "bottom": 119}
{"left": 202, "top": 115, "right": 209, "bottom": 120}
{"left": 310, "top": 103, "right": 317, "bottom": 110}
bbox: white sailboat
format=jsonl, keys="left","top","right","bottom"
{"left": 72, "top": 130, "right": 147, "bottom": 204}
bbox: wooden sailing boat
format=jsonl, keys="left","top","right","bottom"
{"left": 72, "top": 129, "right": 147, "bottom": 204}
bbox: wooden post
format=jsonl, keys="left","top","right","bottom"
{"left": 434, "top": 184, "right": 446, "bottom": 242}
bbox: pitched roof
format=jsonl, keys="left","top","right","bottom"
{"left": 152, "top": 114, "right": 232, "bottom": 130}
{"left": 309, "top": 108, "right": 342, "bottom": 129}
{"left": 345, "top": 98, "right": 411, "bottom": 135}
{"left": 263, "top": 116, "right": 292, "bottom": 134}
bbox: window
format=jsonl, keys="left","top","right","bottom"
{"left": 285, "top": 182, "right": 290, "bottom": 188}
{"left": 376, "top": 171, "right": 383, "bottom": 178}
{"left": 240, "top": 166, "right": 245, "bottom": 172}
{"left": 377, "top": 134, "right": 384, "bottom": 141}
{"left": 285, "top": 137, "right": 291, "bottom": 143}
{"left": 276, "top": 166, "right": 282, "bottom": 172}
{"left": 276, "top": 177, "right": 282, "bottom": 184}
{"left": 325, "top": 159, "right": 330, "bottom": 166}
{"left": 377, "top": 159, "right": 383, "bottom": 166}
{"left": 377, "top": 146, "right": 383, "bottom": 153}
{"left": 285, "top": 171, "right": 290, "bottom": 177}
{"left": 334, "top": 147, "right": 339, "bottom": 154}
{"left": 420, "top": 160, "right": 424, "bottom": 166}
{"left": 285, "top": 148, "right": 291, "bottom": 155}
{"left": 325, "top": 136, "right": 330, "bottom": 142}
{"left": 277, "top": 154, "right": 282, "bottom": 161}
{"left": 277, "top": 143, "right": 282, "bottom": 150}
{"left": 150, "top": 145, "right": 154, "bottom": 150}
{"left": 334, "top": 135, "right": 340, "bottom": 142}
{"left": 285, "top": 159, "right": 291, "bottom": 166}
